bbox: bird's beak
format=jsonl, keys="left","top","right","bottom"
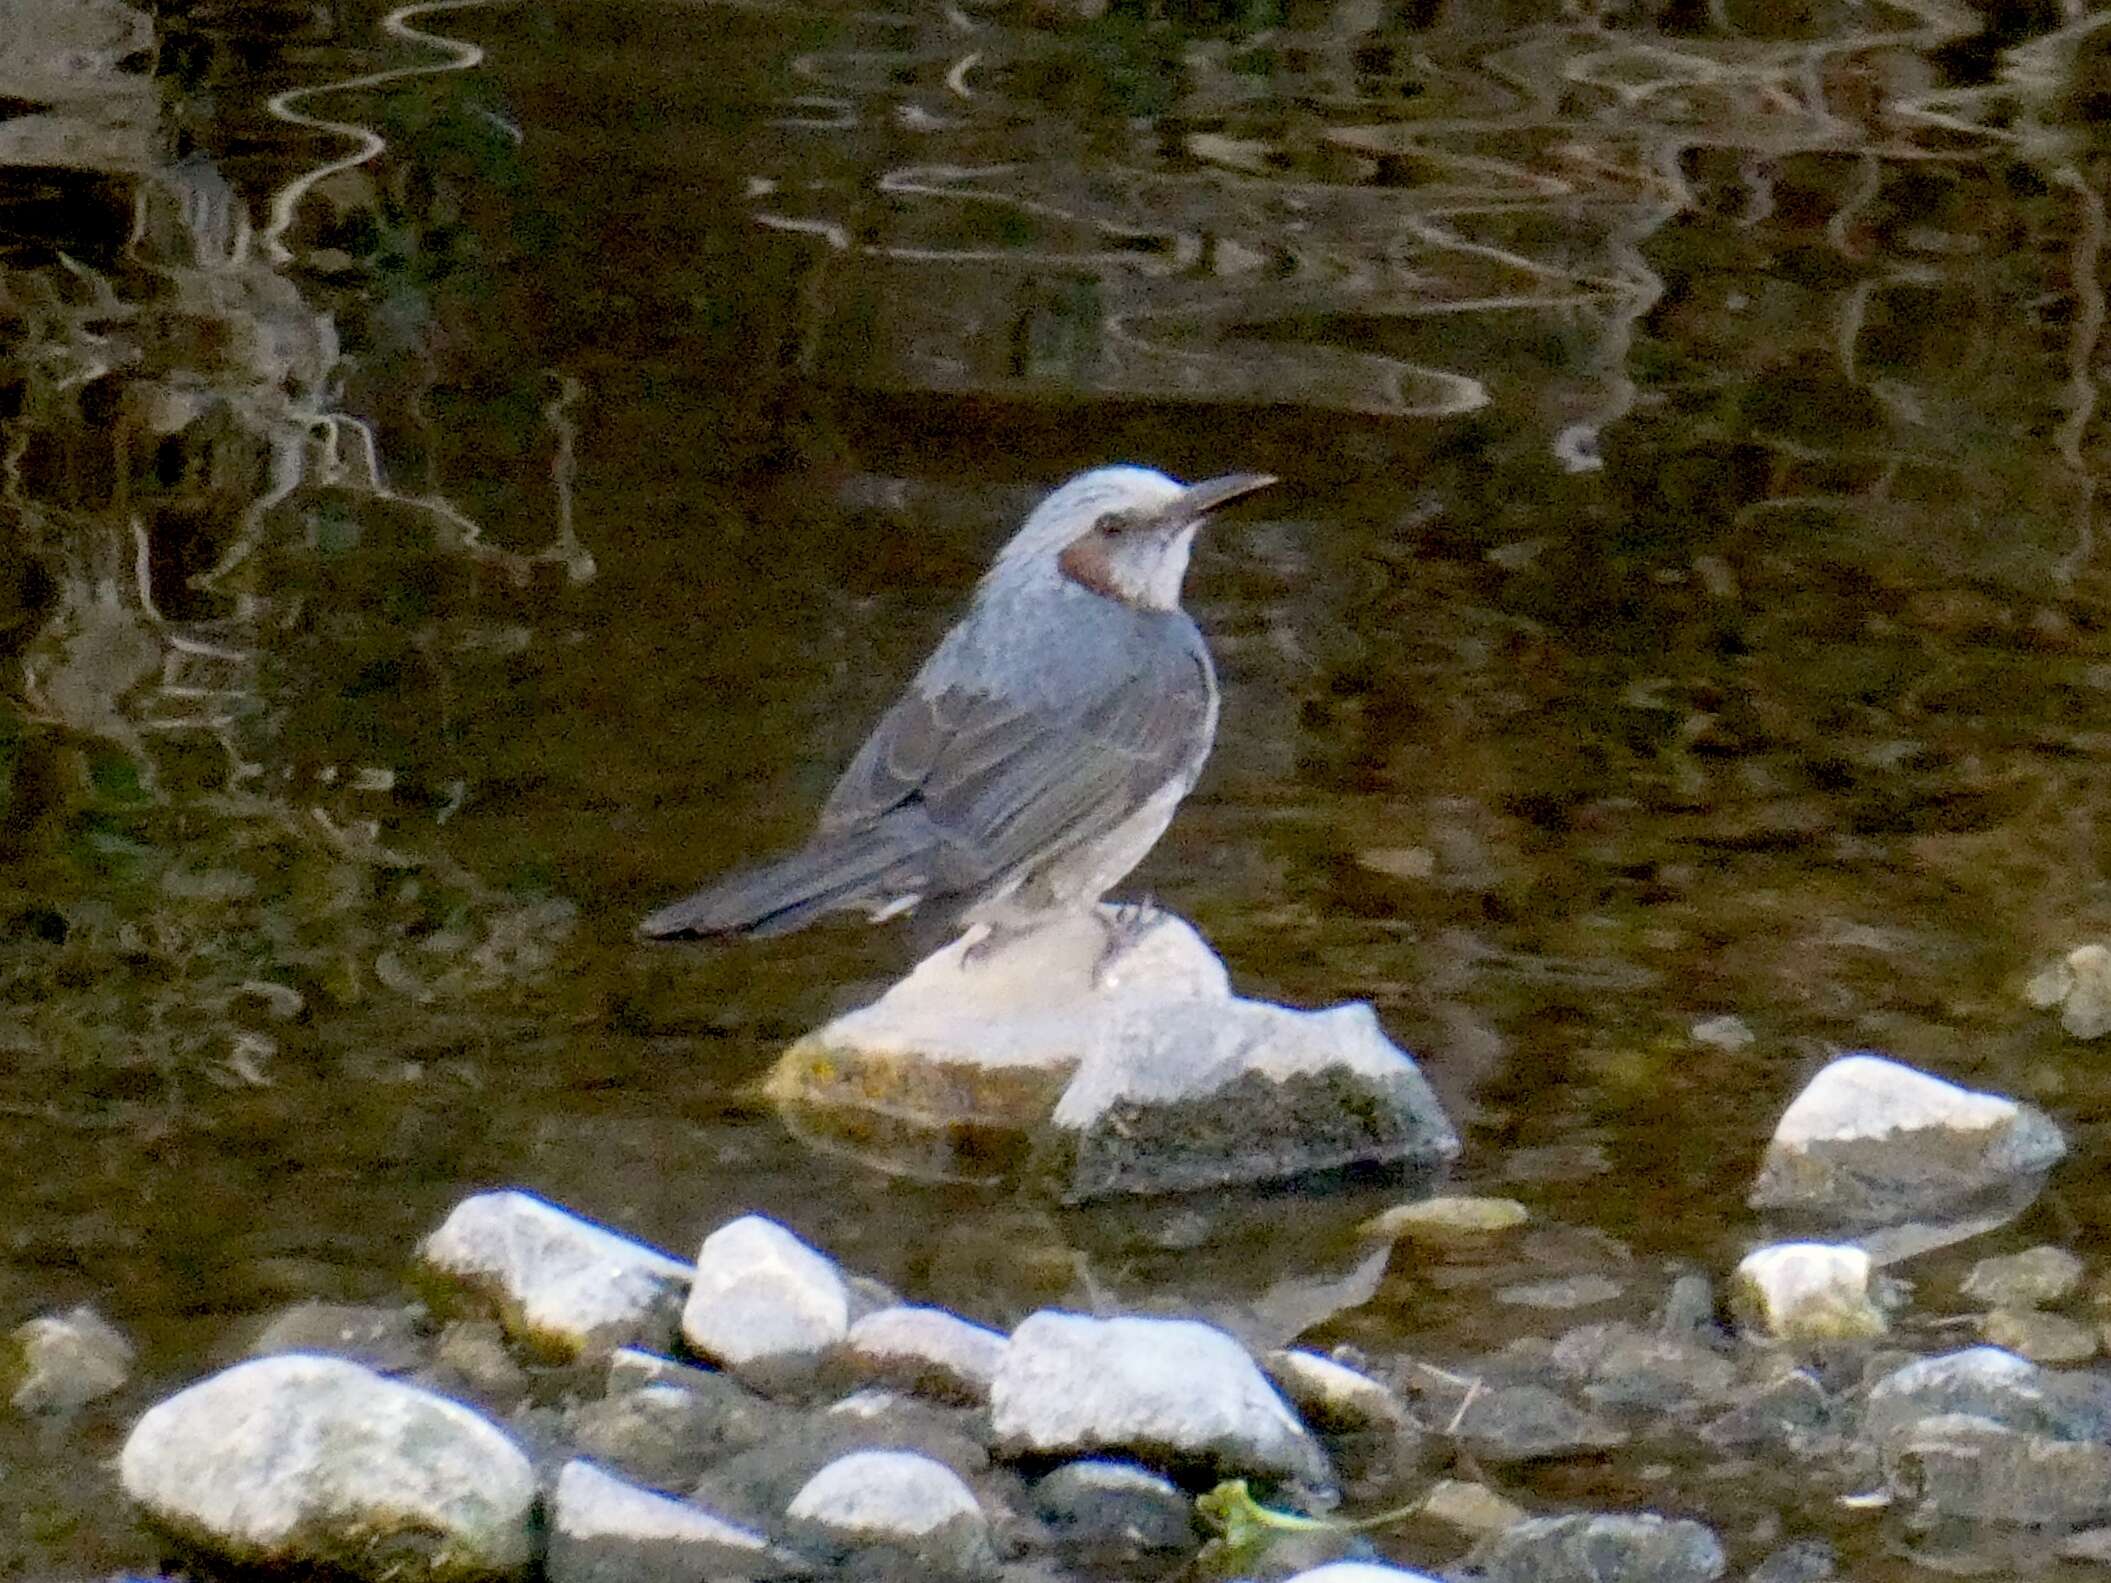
{"left": 1165, "top": 471, "right": 1278, "bottom": 527}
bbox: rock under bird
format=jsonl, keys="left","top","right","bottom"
{"left": 638, "top": 465, "right": 1277, "bottom": 957}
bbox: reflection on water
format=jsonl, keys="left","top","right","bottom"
{"left": 8, "top": 0, "right": 2111, "bottom": 1574}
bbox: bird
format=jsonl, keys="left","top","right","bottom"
{"left": 638, "top": 464, "right": 1276, "bottom": 965}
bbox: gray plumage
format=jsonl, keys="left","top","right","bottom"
{"left": 639, "top": 465, "right": 1274, "bottom": 945}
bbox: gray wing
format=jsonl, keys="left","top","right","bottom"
{"left": 816, "top": 636, "right": 1213, "bottom": 896}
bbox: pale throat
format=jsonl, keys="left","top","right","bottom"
{"left": 1055, "top": 529, "right": 1193, "bottom": 611}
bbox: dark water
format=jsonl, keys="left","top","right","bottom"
{"left": 9, "top": 0, "right": 2111, "bottom": 1574}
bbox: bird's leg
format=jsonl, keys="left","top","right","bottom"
{"left": 1092, "top": 894, "right": 1163, "bottom": 989}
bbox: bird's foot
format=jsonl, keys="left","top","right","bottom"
{"left": 1092, "top": 895, "right": 1164, "bottom": 990}
{"left": 961, "top": 921, "right": 1028, "bottom": 969}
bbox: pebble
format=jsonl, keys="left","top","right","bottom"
{"left": 990, "top": 1310, "right": 1333, "bottom": 1489}
{"left": 682, "top": 1215, "right": 851, "bottom": 1389}
{"left": 419, "top": 1191, "right": 690, "bottom": 1359}
{"left": 784, "top": 1448, "right": 991, "bottom": 1574}
{"left": 842, "top": 1304, "right": 1007, "bottom": 1405}
{"left": 1731, "top": 1243, "right": 1887, "bottom": 1341}
{"left": 547, "top": 1458, "right": 797, "bottom": 1583}
{"left": 1032, "top": 1459, "right": 1195, "bottom": 1553}
{"left": 1359, "top": 1196, "right": 1529, "bottom": 1241}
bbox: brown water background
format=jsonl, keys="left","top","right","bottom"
{"left": 8, "top": 0, "right": 2111, "bottom": 1574}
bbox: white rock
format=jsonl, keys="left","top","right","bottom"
{"left": 1050, "top": 997, "right": 1455, "bottom": 1197}
{"left": 10, "top": 1304, "right": 133, "bottom": 1413}
{"left": 1731, "top": 1243, "right": 1886, "bottom": 1340}
{"left": 1749, "top": 1053, "right": 2066, "bottom": 1220}
{"left": 1263, "top": 1349, "right": 1409, "bottom": 1434}
{"left": 119, "top": 1354, "right": 534, "bottom": 1580}
{"left": 769, "top": 908, "right": 1457, "bottom": 1198}
{"left": 548, "top": 1459, "right": 796, "bottom": 1583}
{"left": 844, "top": 1305, "right": 1007, "bottom": 1404}
{"left": 1281, "top": 1567, "right": 1446, "bottom": 1583}
{"left": 419, "top": 1190, "right": 690, "bottom": 1358}
{"left": 785, "top": 1448, "right": 989, "bottom": 1570}
{"left": 682, "top": 1216, "right": 850, "bottom": 1386}
{"left": 991, "top": 1311, "right": 1332, "bottom": 1488}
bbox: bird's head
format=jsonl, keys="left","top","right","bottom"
{"left": 990, "top": 465, "right": 1277, "bottom": 613}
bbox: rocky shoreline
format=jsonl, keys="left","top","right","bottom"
{"left": 16, "top": 1017, "right": 2107, "bottom": 1583}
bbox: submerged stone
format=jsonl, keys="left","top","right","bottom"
{"left": 418, "top": 1191, "right": 690, "bottom": 1360}
{"left": 1359, "top": 1196, "right": 1529, "bottom": 1241}
{"left": 1982, "top": 1308, "right": 2097, "bottom": 1364}
{"left": 9, "top": 1303, "right": 133, "bottom": 1414}
{"left": 1451, "top": 1382, "right": 1627, "bottom": 1464}
{"left": 1462, "top": 1511, "right": 1726, "bottom": 1583}
{"left": 247, "top": 1301, "right": 429, "bottom": 1374}
{"left": 1885, "top": 1413, "right": 2111, "bottom": 1526}
{"left": 766, "top": 908, "right": 1456, "bottom": 1197}
{"left": 1962, "top": 1246, "right": 2085, "bottom": 1309}
{"left": 119, "top": 1354, "right": 535, "bottom": 1581}
{"left": 1748, "top": 1053, "right": 2066, "bottom": 1221}
{"left": 991, "top": 1310, "right": 1332, "bottom": 1489}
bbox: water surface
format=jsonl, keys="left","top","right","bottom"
{"left": 7, "top": 0, "right": 2111, "bottom": 1575}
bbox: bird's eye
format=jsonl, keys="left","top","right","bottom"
{"left": 1097, "top": 510, "right": 1135, "bottom": 538}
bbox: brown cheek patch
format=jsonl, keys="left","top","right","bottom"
{"left": 1057, "top": 534, "right": 1125, "bottom": 602}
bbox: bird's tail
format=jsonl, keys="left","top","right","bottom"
{"left": 637, "top": 822, "right": 928, "bottom": 940}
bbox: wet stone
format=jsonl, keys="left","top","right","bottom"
{"left": 567, "top": 1376, "right": 785, "bottom": 1492}
{"left": 1747, "top": 1539, "right": 1837, "bottom": 1583}
{"left": 1731, "top": 1243, "right": 1887, "bottom": 1341}
{"left": 247, "top": 1300, "right": 430, "bottom": 1374}
{"left": 692, "top": 1390, "right": 992, "bottom": 1532}
{"left": 1962, "top": 1246, "right": 2085, "bottom": 1309}
{"left": 1359, "top": 1196, "right": 1529, "bottom": 1241}
{"left": 1862, "top": 1346, "right": 2111, "bottom": 1446}
{"left": 842, "top": 1305, "right": 1007, "bottom": 1405}
{"left": 1453, "top": 1382, "right": 1627, "bottom": 1464}
{"left": 1264, "top": 1349, "right": 1410, "bottom": 1436}
{"left": 784, "top": 1448, "right": 993, "bottom": 1576}
{"left": 1700, "top": 1365, "right": 1835, "bottom": 1450}
{"left": 419, "top": 1191, "right": 690, "bottom": 1360}
{"left": 992, "top": 1311, "right": 1331, "bottom": 1490}
{"left": 119, "top": 1354, "right": 535, "bottom": 1582}
{"left": 1884, "top": 1412, "right": 2111, "bottom": 1526}
{"left": 1031, "top": 1459, "right": 1195, "bottom": 1554}
{"left": 1550, "top": 1323, "right": 1736, "bottom": 1415}
{"left": 548, "top": 1459, "right": 802, "bottom": 1583}
{"left": 682, "top": 1215, "right": 850, "bottom": 1391}
{"left": 1748, "top": 1053, "right": 2066, "bottom": 1221}
{"left": 9, "top": 1303, "right": 133, "bottom": 1414}
{"left": 1982, "top": 1307, "right": 2098, "bottom": 1363}
{"left": 1461, "top": 1511, "right": 1727, "bottom": 1583}
{"left": 1657, "top": 1274, "right": 1721, "bottom": 1342}
{"left": 431, "top": 1320, "right": 529, "bottom": 1406}
{"left": 1495, "top": 1274, "right": 1623, "bottom": 1312}
{"left": 771, "top": 909, "right": 1457, "bottom": 1199}
{"left": 1420, "top": 1477, "right": 1527, "bottom": 1537}
{"left": 1047, "top": 986, "right": 1459, "bottom": 1202}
